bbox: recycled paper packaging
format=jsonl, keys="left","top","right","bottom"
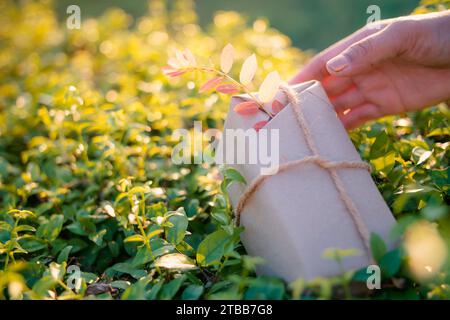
{"left": 216, "top": 80, "right": 397, "bottom": 281}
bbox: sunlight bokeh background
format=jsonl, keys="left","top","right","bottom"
{"left": 55, "top": 0, "right": 418, "bottom": 50}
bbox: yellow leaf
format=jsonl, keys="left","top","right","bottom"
{"left": 147, "top": 229, "right": 164, "bottom": 239}
{"left": 124, "top": 235, "right": 145, "bottom": 243}
{"left": 128, "top": 186, "right": 149, "bottom": 195}
{"left": 239, "top": 54, "right": 257, "bottom": 85}
{"left": 220, "top": 43, "right": 235, "bottom": 73}
{"left": 370, "top": 151, "right": 395, "bottom": 174}
{"left": 258, "top": 71, "right": 280, "bottom": 103}
{"left": 427, "top": 128, "right": 449, "bottom": 137}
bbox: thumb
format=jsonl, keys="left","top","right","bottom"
{"left": 326, "top": 27, "right": 400, "bottom": 76}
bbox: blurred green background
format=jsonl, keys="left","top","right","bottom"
{"left": 54, "top": 0, "right": 419, "bottom": 51}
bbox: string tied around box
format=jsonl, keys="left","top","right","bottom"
{"left": 234, "top": 83, "right": 373, "bottom": 260}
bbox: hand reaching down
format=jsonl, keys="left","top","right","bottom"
{"left": 291, "top": 10, "right": 450, "bottom": 129}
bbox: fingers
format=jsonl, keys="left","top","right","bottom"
{"left": 330, "top": 87, "right": 365, "bottom": 112}
{"left": 290, "top": 25, "right": 382, "bottom": 84}
{"left": 326, "top": 24, "right": 402, "bottom": 77}
{"left": 289, "top": 55, "right": 329, "bottom": 84}
{"left": 339, "top": 103, "right": 383, "bottom": 130}
{"left": 323, "top": 76, "right": 354, "bottom": 97}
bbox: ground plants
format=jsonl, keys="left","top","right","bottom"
{"left": 0, "top": 0, "right": 449, "bottom": 300}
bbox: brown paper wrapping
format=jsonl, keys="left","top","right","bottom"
{"left": 216, "top": 80, "right": 396, "bottom": 282}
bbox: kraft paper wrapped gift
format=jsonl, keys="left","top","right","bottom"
{"left": 216, "top": 80, "right": 397, "bottom": 282}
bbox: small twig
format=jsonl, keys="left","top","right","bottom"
{"left": 199, "top": 67, "right": 274, "bottom": 118}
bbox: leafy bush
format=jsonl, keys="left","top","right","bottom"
{"left": 0, "top": 0, "right": 448, "bottom": 300}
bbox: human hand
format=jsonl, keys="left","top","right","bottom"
{"left": 291, "top": 10, "right": 450, "bottom": 130}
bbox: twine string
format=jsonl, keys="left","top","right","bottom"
{"left": 234, "top": 84, "right": 373, "bottom": 259}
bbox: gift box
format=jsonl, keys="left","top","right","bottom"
{"left": 216, "top": 80, "right": 397, "bottom": 282}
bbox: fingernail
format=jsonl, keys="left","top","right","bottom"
{"left": 327, "top": 55, "right": 349, "bottom": 73}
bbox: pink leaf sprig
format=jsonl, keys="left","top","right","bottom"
{"left": 253, "top": 120, "right": 269, "bottom": 132}
{"left": 163, "top": 44, "right": 286, "bottom": 123}
{"left": 234, "top": 101, "right": 260, "bottom": 116}
{"left": 272, "top": 99, "right": 286, "bottom": 114}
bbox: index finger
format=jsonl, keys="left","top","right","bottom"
{"left": 289, "top": 25, "right": 384, "bottom": 84}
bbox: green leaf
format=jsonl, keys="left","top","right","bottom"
{"left": 11, "top": 241, "right": 27, "bottom": 254}
{"left": 66, "top": 218, "right": 96, "bottom": 236}
{"left": 146, "top": 280, "right": 164, "bottom": 300}
{"left": 222, "top": 167, "right": 247, "bottom": 185}
{"left": 15, "top": 225, "right": 36, "bottom": 233}
{"left": 32, "top": 276, "right": 57, "bottom": 298}
{"left": 111, "top": 280, "right": 131, "bottom": 290}
{"left": 89, "top": 229, "right": 107, "bottom": 246}
{"left": 220, "top": 167, "right": 247, "bottom": 194}
{"left": 186, "top": 199, "right": 199, "bottom": 217}
{"left": 352, "top": 267, "right": 371, "bottom": 282}
{"left": 379, "top": 248, "right": 403, "bottom": 278}
{"left": 121, "top": 277, "right": 150, "bottom": 300}
{"left": 0, "top": 221, "right": 13, "bottom": 232}
{"left": 57, "top": 245, "right": 73, "bottom": 263}
{"left": 370, "top": 233, "right": 387, "bottom": 262}
{"left": 159, "top": 275, "right": 186, "bottom": 300}
{"left": 244, "top": 277, "right": 285, "bottom": 300}
{"left": 111, "top": 262, "right": 147, "bottom": 280}
{"left": 369, "top": 131, "right": 390, "bottom": 159}
{"left": 165, "top": 208, "right": 188, "bottom": 245}
{"left": 18, "top": 235, "right": 47, "bottom": 252}
{"left": 211, "top": 210, "right": 230, "bottom": 225}
{"left": 196, "top": 229, "right": 233, "bottom": 266}
{"left": 370, "top": 151, "right": 395, "bottom": 174}
{"left": 36, "top": 215, "right": 64, "bottom": 241}
{"left": 132, "top": 239, "right": 174, "bottom": 266}
{"left": 182, "top": 284, "right": 204, "bottom": 300}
